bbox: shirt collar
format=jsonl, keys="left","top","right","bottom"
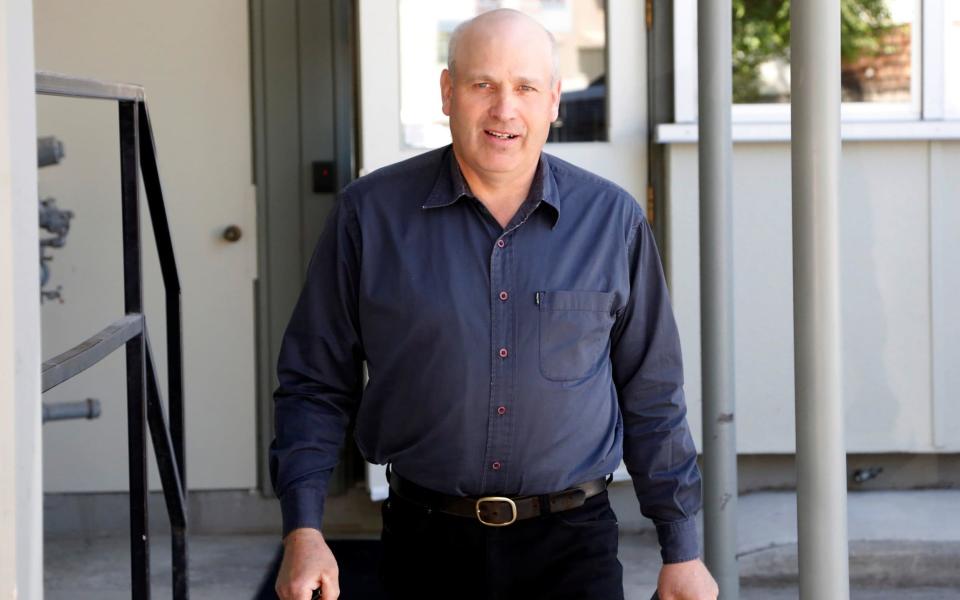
{"left": 421, "top": 145, "right": 561, "bottom": 229}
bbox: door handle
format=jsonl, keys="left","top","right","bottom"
{"left": 222, "top": 225, "right": 242, "bottom": 242}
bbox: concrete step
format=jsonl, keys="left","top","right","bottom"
{"left": 739, "top": 540, "right": 960, "bottom": 587}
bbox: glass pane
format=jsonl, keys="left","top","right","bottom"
{"left": 398, "top": 0, "right": 607, "bottom": 148}
{"left": 945, "top": 2, "right": 960, "bottom": 118}
{"left": 732, "top": 0, "right": 917, "bottom": 105}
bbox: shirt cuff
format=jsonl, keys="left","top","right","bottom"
{"left": 279, "top": 485, "right": 327, "bottom": 539}
{"left": 655, "top": 517, "right": 701, "bottom": 564}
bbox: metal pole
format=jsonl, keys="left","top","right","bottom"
{"left": 120, "top": 99, "right": 150, "bottom": 600}
{"left": 697, "top": 0, "right": 739, "bottom": 597}
{"left": 790, "top": 0, "right": 850, "bottom": 598}
{"left": 137, "top": 100, "right": 189, "bottom": 599}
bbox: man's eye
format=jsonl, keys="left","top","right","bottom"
{"left": 519, "top": 85, "right": 536, "bottom": 92}
{"left": 475, "top": 82, "right": 490, "bottom": 89}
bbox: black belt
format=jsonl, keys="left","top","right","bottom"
{"left": 387, "top": 468, "right": 610, "bottom": 527}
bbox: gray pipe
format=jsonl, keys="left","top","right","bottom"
{"left": 37, "top": 136, "right": 64, "bottom": 168}
{"left": 42, "top": 398, "right": 101, "bottom": 423}
{"left": 697, "top": 0, "right": 739, "bottom": 597}
{"left": 790, "top": 0, "right": 851, "bottom": 598}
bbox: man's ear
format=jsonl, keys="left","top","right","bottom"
{"left": 440, "top": 69, "right": 453, "bottom": 116}
{"left": 549, "top": 78, "right": 562, "bottom": 122}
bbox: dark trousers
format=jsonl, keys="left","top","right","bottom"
{"left": 379, "top": 487, "right": 624, "bottom": 600}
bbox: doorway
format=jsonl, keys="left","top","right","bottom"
{"left": 250, "top": 0, "right": 361, "bottom": 499}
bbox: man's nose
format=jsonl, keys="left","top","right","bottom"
{"left": 489, "top": 88, "right": 518, "bottom": 121}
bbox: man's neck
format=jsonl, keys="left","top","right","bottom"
{"left": 453, "top": 150, "right": 539, "bottom": 210}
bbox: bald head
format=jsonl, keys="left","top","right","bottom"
{"left": 447, "top": 9, "right": 560, "bottom": 83}
{"left": 439, "top": 7, "right": 562, "bottom": 183}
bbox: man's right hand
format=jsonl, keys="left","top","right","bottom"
{"left": 275, "top": 527, "right": 340, "bottom": 600}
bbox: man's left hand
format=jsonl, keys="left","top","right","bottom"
{"left": 656, "top": 558, "right": 718, "bottom": 600}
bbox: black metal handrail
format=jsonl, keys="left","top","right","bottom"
{"left": 37, "top": 71, "right": 188, "bottom": 599}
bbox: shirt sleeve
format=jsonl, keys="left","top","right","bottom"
{"left": 268, "top": 190, "right": 365, "bottom": 539}
{"left": 609, "top": 212, "right": 703, "bottom": 564}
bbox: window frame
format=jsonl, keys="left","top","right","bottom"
{"left": 673, "top": 0, "right": 943, "bottom": 125}
{"left": 925, "top": 0, "right": 953, "bottom": 120}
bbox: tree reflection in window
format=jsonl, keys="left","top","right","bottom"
{"left": 732, "top": 0, "right": 915, "bottom": 104}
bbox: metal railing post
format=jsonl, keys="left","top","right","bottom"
{"left": 119, "top": 99, "right": 150, "bottom": 600}
{"left": 790, "top": 0, "right": 851, "bottom": 598}
{"left": 37, "top": 72, "right": 188, "bottom": 599}
{"left": 697, "top": 0, "right": 739, "bottom": 596}
{"left": 137, "top": 101, "right": 189, "bottom": 598}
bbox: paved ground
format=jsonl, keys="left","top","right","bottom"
{"left": 738, "top": 587, "right": 960, "bottom": 599}
{"left": 44, "top": 490, "right": 960, "bottom": 599}
{"left": 44, "top": 533, "right": 278, "bottom": 599}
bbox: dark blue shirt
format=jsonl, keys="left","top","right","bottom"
{"left": 269, "top": 145, "right": 702, "bottom": 563}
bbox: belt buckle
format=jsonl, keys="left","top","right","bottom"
{"left": 475, "top": 496, "right": 518, "bottom": 527}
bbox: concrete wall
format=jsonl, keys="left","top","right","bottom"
{"left": 1, "top": 0, "right": 44, "bottom": 596}
{"left": 39, "top": 452, "right": 959, "bottom": 538}
{"left": 665, "top": 139, "right": 960, "bottom": 453}
{"left": 33, "top": 0, "right": 259, "bottom": 493}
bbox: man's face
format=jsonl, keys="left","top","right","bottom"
{"left": 440, "top": 20, "right": 561, "bottom": 179}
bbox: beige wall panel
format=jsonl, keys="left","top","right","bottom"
{"left": 930, "top": 141, "right": 960, "bottom": 450}
{"left": 839, "top": 142, "right": 932, "bottom": 451}
{"left": 34, "top": 0, "right": 258, "bottom": 491}
{"left": 730, "top": 144, "right": 797, "bottom": 453}
{"left": 667, "top": 140, "right": 945, "bottom": 453}
{"left": 664, "top": 144, "right": 704, "bottom": 447}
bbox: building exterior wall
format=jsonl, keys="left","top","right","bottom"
{"left": 26, "top": 0, "right": 959, "bottom": 506}
{"left": 665, "top": 140, "right": 960, "bottom": 453}
{"left": 34, "top": 0, "right": 258, "bottom": 492}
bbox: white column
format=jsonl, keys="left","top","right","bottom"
{"left": 790, "top": 0, "right": 851, "bottom": 597}
{"left": 0, "top": 0, "right": 43, "bottom": 597}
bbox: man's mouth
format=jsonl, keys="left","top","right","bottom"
{"left": 485, "top": 129, "right": 519, "bottom": 140}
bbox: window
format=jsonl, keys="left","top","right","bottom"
{"left": 944, "top": 1, "right": 960, "bottom": 119}
{"left": 675, "top": 0, "right": 934, "bottom": 123}
{"left": 398, "top": 0, "right": 608, "bottom": 148}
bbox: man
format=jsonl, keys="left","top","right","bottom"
{"left": 272, "top": 8, "right": 718, "bottom": 600}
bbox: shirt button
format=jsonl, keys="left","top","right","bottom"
{"left": 498, "top": 347, "right": 508, "bottom": 358}
{"left": 496, "top": 239, "right": 506, "bottom": 248}
{"left": 499, "top": 291, "right": 509, "bottom": 301}
{"left": 497, "top": 406, "right": 507, "bottom": 415}
{"left": 492, "top": 461, "right": 502, "bottom": 471}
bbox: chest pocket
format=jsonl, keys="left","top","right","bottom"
{"left": 537, "top": 290, "right": 617, "bottom": 382}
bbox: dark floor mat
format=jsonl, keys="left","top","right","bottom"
{"left": 254, "top": 539, "right": 387, "bottom": 599}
